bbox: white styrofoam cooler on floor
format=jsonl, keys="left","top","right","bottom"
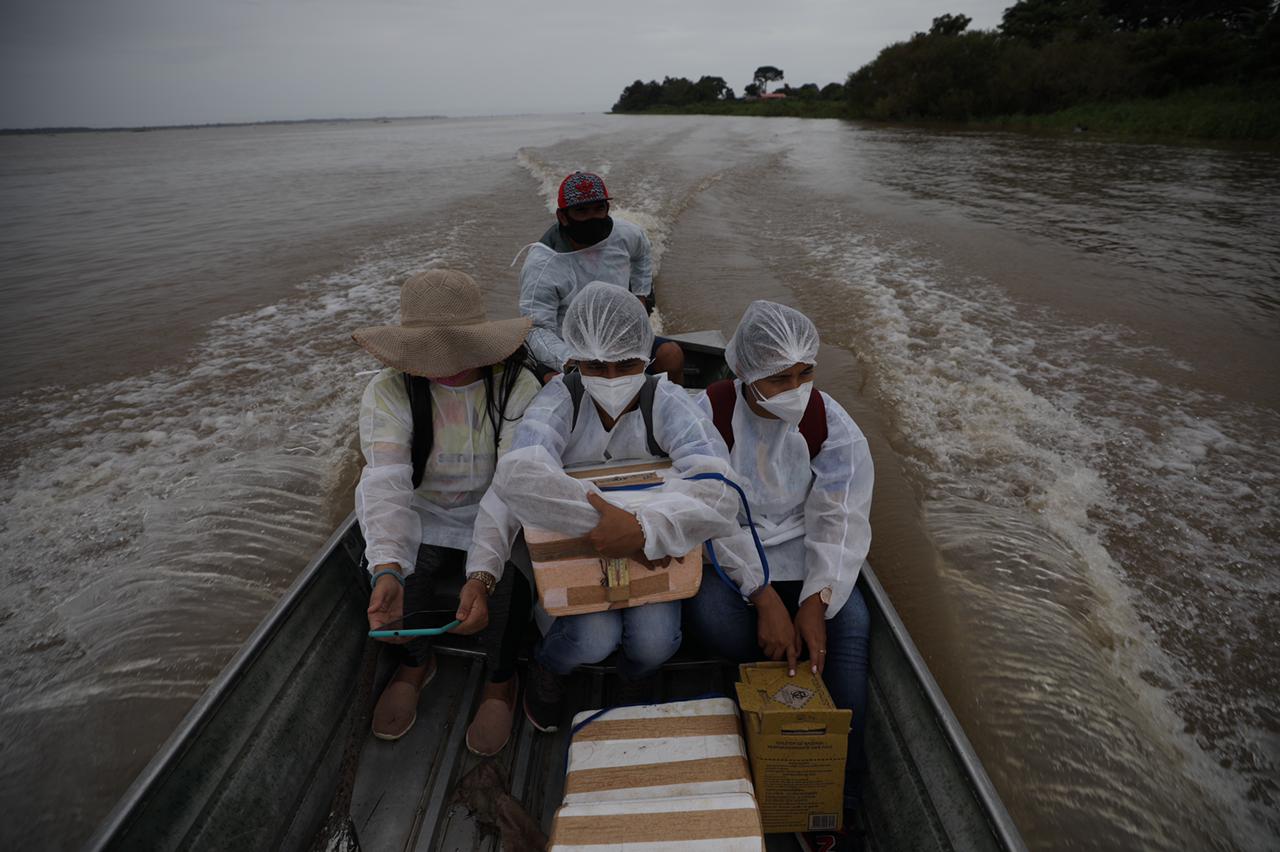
{"left": 562, "top": 697, "right": 755, "bottom": 803}
{"left": 549, "top": 793, "right": 765, "bottom": 851}
{"left": 550, "top": 698, "right": 765, "bottom": 851}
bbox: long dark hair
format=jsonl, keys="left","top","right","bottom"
{"left": 402, "top": 345, "right": 538, "bottom": 488}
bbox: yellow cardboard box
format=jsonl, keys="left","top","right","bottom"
{"left": 735, "top": 662, "right": 851, "bottom": 834}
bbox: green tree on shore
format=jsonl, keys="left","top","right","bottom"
{"left": 608, "top": 0, "right": 1280, "bottom": 140}
{"left": 928, "top": 13, "right": 972, "bottom": 36}
{"left": 845, "top": 0, "right": 1279, "bottom": 121}
{"left": 753, "top": 65, "right": 785, "bottom": 93}
{"left": 612, "top": 75, "right": 735, "bottom": 112}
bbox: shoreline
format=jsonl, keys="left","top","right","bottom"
{"left": 613, "top": 86, "right": 1280, "bottom": 145}
{"left": 0, "top": 115, "right": 449, "bottom": 136}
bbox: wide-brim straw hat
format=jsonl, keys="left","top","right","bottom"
{"left": 352, "top": 269, "right": 531, "bottom": 378}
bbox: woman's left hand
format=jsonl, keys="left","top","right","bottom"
{"left": 451, "top": 578, "right": 491, "bottom": 635}
{"left": 794, "top": 594, "right": 828, "bottom": 675}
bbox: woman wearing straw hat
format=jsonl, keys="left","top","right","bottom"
{"left": 352, "top": 269, "right": 542, "bottom": 754}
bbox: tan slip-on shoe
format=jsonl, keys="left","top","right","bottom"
{"left": 372, "top": 655, "right": 437, "bottom": 741}
{"left": 465, "top": 675, "right": 519, "bottom": 756}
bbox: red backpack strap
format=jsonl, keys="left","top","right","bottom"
{"left": 798, "top": 388, "right": 828, "bottom": 460}
{"left": 705, "top": 379, "right": 738, "bottom": 451}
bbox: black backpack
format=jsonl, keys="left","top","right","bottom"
{"left": 401, "top": 356, "right": 540, "bottom": 488}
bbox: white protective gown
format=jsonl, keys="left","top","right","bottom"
{"left": 517, "top": 217, "right": 653, "bottom": 369}
{"left": 698, "top": 381, "right": 874, "bottom": 619}
{"left": 355, "top": 367, "right": 542, "bottom": 575}
{"left": 485, "top": 376, "right": 742, "bottom": 569}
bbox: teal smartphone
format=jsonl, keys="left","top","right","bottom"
{"left": 369, "top": 611, "right": 462, "bottom": 639}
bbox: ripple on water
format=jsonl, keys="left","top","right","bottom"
{"left": 754, "top": 198, "right": 1277, "bottom": 850}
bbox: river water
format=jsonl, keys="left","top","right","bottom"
{"left": 1, "top": 115, "right": 1276, "bottom": 850}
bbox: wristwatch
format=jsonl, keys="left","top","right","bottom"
{"left": 466, "top": 571, "right": 498, "bottom": 596}
{"left": 818, "top": 586, "right": 833, "bottom": 606}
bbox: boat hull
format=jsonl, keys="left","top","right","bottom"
{"left": 85, "top": 515, "right": 1024, "bottom": 852}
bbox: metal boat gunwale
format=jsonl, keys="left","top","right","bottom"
{"left": 82, "top": 516, "right": 358, "bottom": 852}
{"left": 860, "top": 566, "right": 1024, "bottom": 851}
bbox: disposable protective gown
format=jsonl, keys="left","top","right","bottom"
{"left": 355, "top": 367, "right": 541, "bottom": 575}
{"left": 517, "top": 217, "right": 653, "bottom": 369}
{"left": 484, "top": 377, "right": 742, "bottom": 572}
{"left": 698, "top": 381, "right": 874, "bottom": 619}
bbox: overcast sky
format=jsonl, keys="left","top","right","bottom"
{"left": 1, "top": 0, "right": 1011, "bottom": 128}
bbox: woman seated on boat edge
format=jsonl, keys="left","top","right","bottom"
{"left": 685, "top": 300, "right": 874, "bottom": 845}
{"left": 352, "top": 268, "right": 543, "bottom": 756}
{"left": 487, "top": 282, "right": 744, "bottom": 732}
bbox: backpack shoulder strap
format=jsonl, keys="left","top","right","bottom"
{"left": 705, "top": 379, "right": 737, "bottom": 452}
{"left": 798, "top": 387, "right": 828, "bottom": 460}
{"left": 565, "top": 371, "right": 664, "bottom": 456}
{"left": 402, "top": 372, "right": 434, "bottom": 488}
{"left": 562, "top": 371, "right": 586, "bottom": 430}
{"left": 638, "top": 374, "right": 664, "bottom": 457}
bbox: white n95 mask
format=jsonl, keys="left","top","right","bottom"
{"left": 583, "top": 373, "right": 647, "bottom": 419}
{"left": 752, "top": 381, "right": 813, "bottom": 427}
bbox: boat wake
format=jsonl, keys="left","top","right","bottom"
{"left": 783, "top": 209, "right": 1278, "bottom": 851}
{"left": 0, "top": 224, "right": 477, "bottom": 847}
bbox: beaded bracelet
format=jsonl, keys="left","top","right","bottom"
{"left": 370, "top": 568, "right": 405, "bottom": 589}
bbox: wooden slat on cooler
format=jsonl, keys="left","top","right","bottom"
{"left": 565, "top": 754, "right": 752, "bottom": 796}
{"left": 571, "top": 713, "right": 740, "bottom": 742}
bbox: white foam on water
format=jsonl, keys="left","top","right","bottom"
{"left": 802, "top": 216, "right": 1278, "bottom": 848}
{"left": 515, "top": 145, "right": 725, "bottom": 276}
{"left": 514, "top": 146, "right": 728, "bottom": 338}
{"left": 516, "top": 147, "right": 568, "bottom": 213}
{"left": 0, "top": 224, "right": 476, "bottom": 717}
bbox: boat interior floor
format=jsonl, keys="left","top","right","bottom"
{"left": 348, "top": 641, "right": 854, "bottom": 851}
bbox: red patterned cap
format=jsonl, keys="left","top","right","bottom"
{"left": 557, "top": 171, "right": 611, "bottom": 209}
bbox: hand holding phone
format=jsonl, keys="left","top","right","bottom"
{"left": 367, "top": 573, "right": 405, "bottom": 642}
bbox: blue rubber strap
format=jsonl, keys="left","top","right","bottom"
{"left": 596, "top": 472, "right": 770, "bottom": 595}
{"left": 369, "top": 568, "right": 405, "bottom": 589}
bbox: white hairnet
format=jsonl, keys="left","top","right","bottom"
{"left": 561, "top": 281, "right": 654, "bottom": 362}
{"left": 725, "top": 300, "right": 820, "bottom": 384}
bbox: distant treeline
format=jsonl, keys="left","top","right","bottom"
{"left": 613, "top": 74, "right": 846, "bottom": 112}
{"left": 612, "top": 0, "right": 1280, "bottom": 138}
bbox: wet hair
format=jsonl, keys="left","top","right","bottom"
{"left": 402, "top": 345, "right": 538, "bottom": 488}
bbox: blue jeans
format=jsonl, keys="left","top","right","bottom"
{"left": 535, "top": 600, "right": 682, "bottom": 680}
{"left": 684, "top": 566, "right": 870, "bottom": 809}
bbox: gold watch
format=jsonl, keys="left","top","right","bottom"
{"left": 466, "top": 571, "right": 498, "bottom": 596}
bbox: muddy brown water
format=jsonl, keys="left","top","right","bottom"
{"left": 1, "top": 115, "right": 1276, "bottom": 850}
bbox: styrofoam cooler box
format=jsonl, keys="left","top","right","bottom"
{"left": 548, "top": 793, "right": 765, "bottom": 851}
{"left": 561, "top": 697, "right": 755, "bottom": 804}
{"left": 525, "top": 460, "right": 703, "bottom": 617}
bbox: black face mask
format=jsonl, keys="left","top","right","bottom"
{"left": 562, "top": 215, "right": 613, "bottom": 247}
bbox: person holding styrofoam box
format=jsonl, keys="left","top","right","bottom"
{"left": 487, "top": 282, "right": 743, "bottom": 733}
{"left": 686, "top": 300, "right": 875, "bottom": 851}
